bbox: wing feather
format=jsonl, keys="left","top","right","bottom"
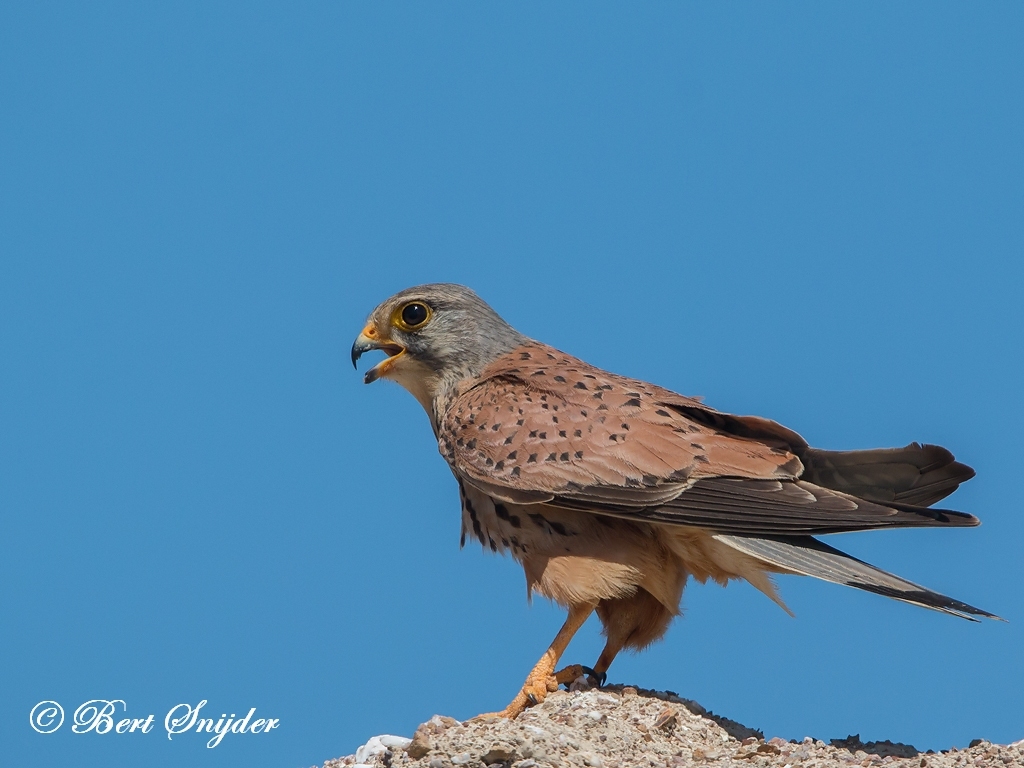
{"left": 440, "top": 343, "right": 801, "bottom": 500}
{"left": 440, "top": 343, "right": 978, "bottom": 535}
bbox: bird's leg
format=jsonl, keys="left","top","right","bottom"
{"left": 587, "top": 638, "right": 623, "bottom": 687}
{"left": 476, "top": 602, "right": 595, "bottom": 720}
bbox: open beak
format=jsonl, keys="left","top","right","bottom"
{"left": 351, "top": 324, "right": 405, "bottom": 384}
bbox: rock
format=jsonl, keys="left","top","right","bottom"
{"left": 381, "top": 735, "right": 413, "bottom": 750}
{"left": 569, "top": 675, "right": 592, "bottom": 693}
{"left": 406, "top": 724, "right": 433, "bottom": 759}
{"left": 355, "top": 736, "right": 387, "bottom": 764}
{"left": 481, "top": 745, "right": 516, "bottom": 763}
{"left": 325, "top": 686, "right": 1023, "bottom": 768}
{"left": 653, "top": 706, "right": 677, "bottom": 731}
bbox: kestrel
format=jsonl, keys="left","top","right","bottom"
{"left": 351, "top": 283, "right": 997, "bottom": 719}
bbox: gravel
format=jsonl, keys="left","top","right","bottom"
{"left": 324, "top": 684, "right": 1023, "bottom": 768}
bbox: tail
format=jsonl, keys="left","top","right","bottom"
{"left": 716, "top": 534, "right": 1001, "bottom": 621}
{"left": 799, "top": 442, "right": 974, "bottom": 507}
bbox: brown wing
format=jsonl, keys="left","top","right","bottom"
{"left": 439, "top": 343, "right": 803, "bottom": 499}
{"left": 439, "top": 343, "right": 979, "bottom": 535}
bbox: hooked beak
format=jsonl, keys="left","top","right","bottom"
{"left": 351, "top": 324, "right": 405, "bottom": 384}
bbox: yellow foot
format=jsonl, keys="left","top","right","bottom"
{"left": 473, "top": 603, "right": 598, "bottom": 720}
{"left": 472, "top": 664, "right": 587, "bottom": 720}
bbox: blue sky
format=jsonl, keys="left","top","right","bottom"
{"left": 1, "top": 3, "right": 1022, "bottom": 766}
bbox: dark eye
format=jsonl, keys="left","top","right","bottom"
{"left": 401, "top": 302, "right": 429, "bottom": 328}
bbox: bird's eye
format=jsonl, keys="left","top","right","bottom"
{"left": 399, "top": 302, "right": 430, "bottom": 329}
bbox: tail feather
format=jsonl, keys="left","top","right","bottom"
{"left": 716, "top": 533, "right": 1000, "bottom": 621}
{"left": 799, "top": 442, "right": 975, "bottom": 507}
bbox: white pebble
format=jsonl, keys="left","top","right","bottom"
{"left": 379, "top": 734, "right": 412, "bottom": 749}
{"left": 452, "top": 752, "right": 472, "bottom": 765}
{"left": 355, "top": 736, "right": 386, "bottom": 764}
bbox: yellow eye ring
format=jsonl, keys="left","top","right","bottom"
{"left": 392, "top": 301, "right": 432, "bottom": 331}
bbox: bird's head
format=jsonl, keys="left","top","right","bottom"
{"left": 351, "top": 283, "right": 527, "bottom": 413}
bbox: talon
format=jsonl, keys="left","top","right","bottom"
{"left": 581, "top": 666, "right": 607, "bottom": 687}
{"left": 526, "top": 692, "right": 538, "bottom": 706}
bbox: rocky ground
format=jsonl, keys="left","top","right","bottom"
{"left": 323, "top": 684, "right": 1023, "bottom": 768}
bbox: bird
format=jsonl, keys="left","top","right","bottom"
{"left": 350, "top": 282, "right": 998, "bottom": 719}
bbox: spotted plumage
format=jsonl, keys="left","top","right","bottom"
{"left": 352, "top": 282, "right": 998, "bottom": 720}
